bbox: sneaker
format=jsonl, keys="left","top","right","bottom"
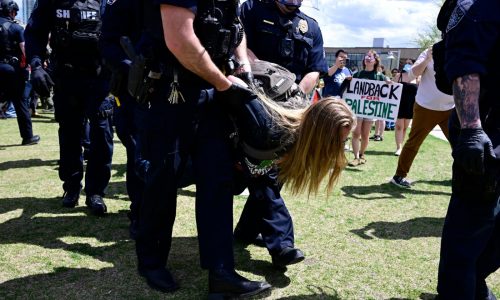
{"left": 391, "top": 175, "right": 411, "bottom": 188}
{"left": 359, "top": 155, "right": 367, "bottom": 164}
{"left": 348, "top": 158, "right": 360, "bottom": 167}
{"left": 369, "top": 135, "right": 378, "bottom": 140}
{"left": 394, "top": 149, "right": 402, "bottom": 156}
{"left": 374, "top": 135, "right": 383, "bottom": 141}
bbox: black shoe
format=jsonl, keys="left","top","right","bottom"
{"left": 476, "top": 280, "right": 497, "bottom": 300}
{"left": 208, "top": 268, "right": 271, "bottom": 299}
{"left": 85, "top": 195, "right": 107, "bottom": 216}
{"left": 138, "top": 268, "right": 179, "bottom": 293}
{"left": 21, "top": 135, "right": 40, "bottom": 146}
{"left": 234, "top": 230, "right": 266, "bottom": 248}
{"left": 62, "top": 189, "right": 81, "bottom": 208}
{"left": 271, "top": 247, "right": 305, "bottom": 268}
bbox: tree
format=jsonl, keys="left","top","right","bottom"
{"left": 415, "top": 25, "right": 441, "bottom": 51}
{"left": 414, "top": 0, "right": 445, "bottom": 51}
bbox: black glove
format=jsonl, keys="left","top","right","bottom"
{"left": 97, "top": 96, "right": 115, "bottom": 119}
{"left": 30, "top": 58, "right": 54, "bottom": 98}
{"left": 236, "top": 72, "right": 256, "bottom": 90}
{"left": 216, "top": 83, "right": 256, "bottom": 110}
{"left": 452, "top": 128, "right": 496, "bottom": 175}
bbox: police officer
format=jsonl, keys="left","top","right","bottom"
{"left": 101, "top": 0, "right": 271, "bottom": 297}
{"left": 100, "top": 0, "right": 146, "bottom": 237}
{"left": 234, "top": 0, "right": 328, "bottom": 267}
{"left": 25, "top": 0, "right": 113, "bottom": 215}
{"left": 436, "top": 0, "right": 500, "bottom": 299}
{"left": 0, "top": 0, "right": 40, "bottom": 145}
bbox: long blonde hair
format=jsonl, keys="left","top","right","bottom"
{"left": 253, "top": 93, "right": 356, "bottom": 196}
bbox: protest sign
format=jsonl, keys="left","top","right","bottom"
{"left": 344, "top": 78, "right": 403, "bottom": 121}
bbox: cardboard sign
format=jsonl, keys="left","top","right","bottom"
{"left": 344, "top": 78, "right": 403, "bottom": 121}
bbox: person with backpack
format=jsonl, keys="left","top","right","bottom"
{"left": 25, "top": 0, "right": 113, "bottom": 216}
{"left": 0, "top": 0, "right": 40, "bottom": 145}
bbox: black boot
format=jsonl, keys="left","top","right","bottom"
{"left": 62, "top": 189, "right": 81, "bottom": 208}
{"left": 22, "top": 135, "right": 40, "bottom": 146}
{"left": 85, "top": 195, "right": 107, "bottom": 216}
{"left": 271, "top": 247, "right": 305, "bottom": 268}
{"left": 208, "top": 268, "right": 271, "bottom": 299}
{"left": 138, "top": 268, "right": 179, "bottom": 293}
{"left": 476, "top": 280, "right": 497, "bottom": 300}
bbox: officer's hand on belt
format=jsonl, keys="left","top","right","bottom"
{"left": 453, "top": 128, "right": 496, "bottom": 175}
{"left": 30, "top": 57, "right": 54, "bottom": 98}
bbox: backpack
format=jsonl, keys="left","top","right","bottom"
{"left": 433, "top": 0, "right": 458, "bottom": 95}
{"left": 250, "top": 60, "right": 308, "bottom": 109}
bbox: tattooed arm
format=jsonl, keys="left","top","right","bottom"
{"left": 453, "top": 74, "right": 482, "bottom": 129}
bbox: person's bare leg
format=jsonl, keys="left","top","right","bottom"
{"left": 395, "top": 118, "right": 405, "bottom": 152}
{"left": 351, "top": 118, "right": 363, "bottom": 159}
{"left": 360, "top": 120, "right": 373, "bottom": 158}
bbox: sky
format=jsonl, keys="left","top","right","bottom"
{"left": 16, "top": 0, "right": 441, "bottom": 48}
{"left": 284, "top": 0, "right": 441, "bottom": 48}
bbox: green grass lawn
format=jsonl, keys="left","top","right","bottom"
{"left": 0, "top": 113, "right": 498, "bottom": 299}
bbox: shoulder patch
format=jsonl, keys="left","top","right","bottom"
{"left": 106, "top": 0, "right": 118, "bottom": 5}
{"left": 446, "top": 0, "right": 476, "bottom": 32}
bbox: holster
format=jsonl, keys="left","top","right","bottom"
{"left": 127, "top": 56, "right": 161, "bottom": 104}
{"left": 127, "top": 54, "right": 147, "bottom": 102}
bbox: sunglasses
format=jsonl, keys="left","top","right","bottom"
{"left": 364, "top": 55, "right": 376, "bottom": 61}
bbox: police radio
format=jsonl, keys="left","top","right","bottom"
{"left": 198, "top": 9, "right": 233, "bottom": 60}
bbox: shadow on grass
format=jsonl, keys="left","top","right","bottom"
{"left": 364, "top": 149, "right": 397, "bottom": 156}
{"left": 0, "top": 158, "right": 58, "bottom": 171}
{"left": 178, "top": 188, "right": 196, "bottom": 197}
{"left": 111, "top": 163, "right": 126, "bottom": 178}
{"left": 350, "top": 217, "right": 444, "bottom": 240}
{"left": 413, "top": 179, "right": 452, "bottom": 187}
{"left": 278, "top": 285, "right": 341, "bottom": 299}
{"left": 0, "top": 196, "right": 210, "bottom": 298}
{"left": 341, "top": 183, "right": 451, "bottom": 200}
{"left": 234, "top": 243, "right": 291, "bottom": 288}
{"left": 386, "top": 293, "right": 438, "bottom": 300}
{"left": 419, "top": 292, "right": 438, "bottom": 299}
{"left": 0, "top": 144, "right": 21, "bottom": 149}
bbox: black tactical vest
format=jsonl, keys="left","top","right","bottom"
{"left": 194, "top": 0, "right": 243, "bottom": 67}
{"left": 0, "top": 17, "right": 17, "bottom": 59}
{"left": 51, "top": 0, "right": 103, "bottom": 66}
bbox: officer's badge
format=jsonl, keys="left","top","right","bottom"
{"left": 298, "top": 19, "right": 308, "bottom": 34}
{"left": 447, "top": 0, "right": 476, "bottom": 32}
{"left": 107, "top": 0, "right": 118, "bottom": 5}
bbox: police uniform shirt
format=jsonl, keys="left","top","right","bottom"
{"left": 240, "top": 0, "right": 327, "bottom": 82}
{"left": 100, "top": 0, "right": 142, "bottom": 70}
{"left": 0, "top": 16, "right": 24, "bottom": 59}
{"left": 444, "top": 0, "right": 500, "bottom": 110}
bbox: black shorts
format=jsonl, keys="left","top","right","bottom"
{"left": 398, "top": 82, "right": 417, "bottom": 119}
